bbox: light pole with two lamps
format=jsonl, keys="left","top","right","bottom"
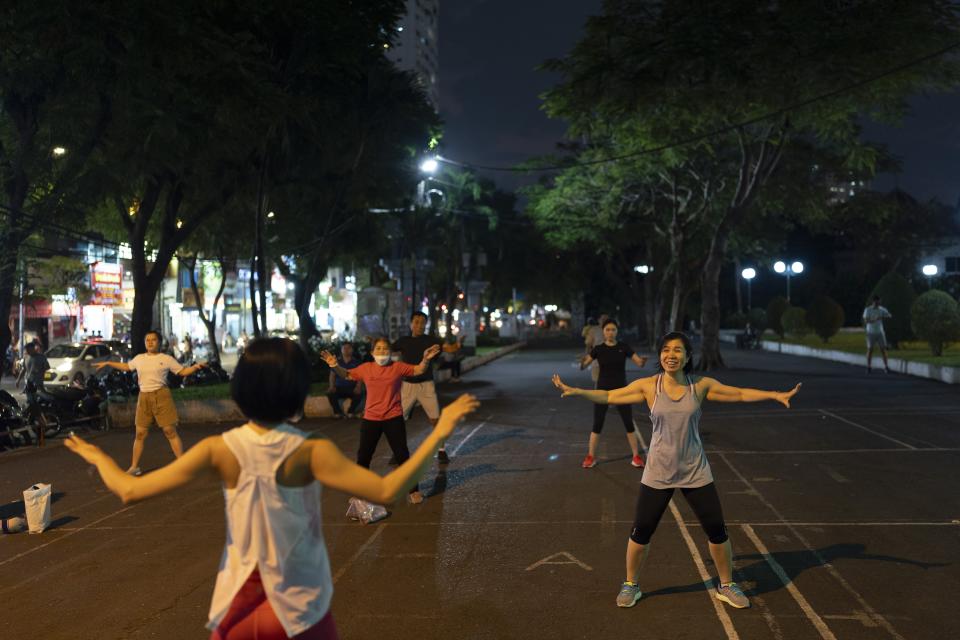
{"left": 773, "top": 260, "right": 804, "bottom": 302}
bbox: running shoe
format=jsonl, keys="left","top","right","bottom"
{"left": 437, "top": 449, "right": 450, "bottom": 464}
{"left": 581, "top": 454, "right": 596, "bottom": 468}
{"left": 715, "top": 582, "right": 750, "bottom": 609}
{"left": 408, "top": 490, "right": 424, "bottom": 504}
{"left": 616, "top": 581, "right": 642, "bottom": 608}
{"left": 631, "top": 455, "right": 645, "bottom": 468}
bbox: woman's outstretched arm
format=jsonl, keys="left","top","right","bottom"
{"left": 65, "top": 434, "right": 217, "bottom": 504}
{"left": 552, "top": 375, "right": 646, "bottom": 405}
{"left": 703, "top": 378, "right": 801, "bottom": 407}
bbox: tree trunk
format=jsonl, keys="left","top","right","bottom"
{"left": 294, "top": 263, "right": 325, "bottom": 352}
{"left": 0, "top": 236, "right": 21, "bottom": 366}
{"left": 248, "top": 264, "right": 260, "bottom": 337}
{"left": 733, "top": 257, "right": 743, "bottom": 315}
{"left": 697, "top": 228, "right": 729, "bottom": 371}
{"left": 186, "top": 257, "right": 225, "bottom": 363}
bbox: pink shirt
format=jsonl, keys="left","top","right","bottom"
{"left": 348, "top": 362, "right": 415, "bottom": 421}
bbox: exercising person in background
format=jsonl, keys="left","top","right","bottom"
{"left": 863, "top": 295, "right": 892, "bottom": 373}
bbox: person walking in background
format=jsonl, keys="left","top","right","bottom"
{"left": 392, "top": 312, "right": 450, "bottom": 463}
{"left": 326, "top": 342, "right": 365, "bottom": 418}
{"left": 577, "top": 319, "right": 648, "bottom": 469}
{"left": 23, "top": 343, "right": 50, "bottom": 395}
{"left": 583, "top": 313, "right": 609, "bottom": 385}
{"left": 439, "top": 333, "right": 465, "bottom": 383}
{"left": 863, "top": 295, "right": 892, "bottom": 373}
{"left": 95, "top": 330, "right": 207, "bottom": 476}
{"left": 67, "top": 337, "right": 479, "bottom": 638}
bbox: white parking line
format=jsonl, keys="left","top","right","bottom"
{"left": 0, "top": 505, "right": 136, "bottom": 567}
{"left": 741, "top": 524, "right": 837, "bottom": 640}
{"left": 332, "top": 522, "right": 386, "bottom": 584}
{"left": 818, "top": 410, "right": 916, "bottom": 449}
{"left": 719, "top": 452, "right": 908, "bottom": 640}
{"left": 450, "top": 415, "right": 493, "bottom": 456}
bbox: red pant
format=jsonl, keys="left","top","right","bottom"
{"left": 211, "top": 570, "right": 338, "bottom": 640}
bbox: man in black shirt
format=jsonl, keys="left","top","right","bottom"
{"left": 392, "top": 311, "right": 449, "bottom": 463}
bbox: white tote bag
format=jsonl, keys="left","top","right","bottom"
{"left": 23, "top": 483, "right": 52, "bottom": 534}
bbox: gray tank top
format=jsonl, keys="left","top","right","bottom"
{"left": 640, "top": 374, "right": 713, "bottom": 489}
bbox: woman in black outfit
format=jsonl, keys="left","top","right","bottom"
{"left": 578, "top": 319, "right": 648, "bottom": 469}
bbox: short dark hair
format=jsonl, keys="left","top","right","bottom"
{"left": 602, "top": 318, "right": 619, "bottom": 329}
{"left": 231, "top": 338, "right": 311, "bottom": 423}
{"left": 872, "top": 295, "right": 881, "bottom": 303}
{"left": 144, "top": 330, "right": 162, "bottom": 341}
{"left": 411, "top": 311, "right": 427, "bottom": 321}
{"left": 656, "top": 331, "right": 694, "bottom": 374}
{"left": 372, "top": 336, "right": 391, "bottom": 350}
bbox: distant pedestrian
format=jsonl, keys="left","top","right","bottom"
{"left": 392, "top": 312, "right": 450, "bottom": 463}
{"left": 326, "top": 342, "right": 365, "bottom": 418}
{"left": 583, "top": 313, "right": 609, "bottom": 384}
{"left": 67, "top": 337, "right": 479, "bottom": 638}
{"left": 95, "top": 330, "right": 207, "bottom": 476}
{"left": 863, "top": 295, "right": 892, "bottom": 373}
{"left": 439, "top": 334, "right": 465, "bottom": 382}
{"left": 553, "top": 331, "right": 801, "bottom": 611}
{"left": 183, "top": 334, "right": 194, "bottom": 363}
{"left": 322, "top": 337, "right": 442, "bottom": 504}
{"left": 24, "top": 343, "right": 50, "bottom": 394}
{"left": 577, "top": 319, "right": 648, "bottom": 469}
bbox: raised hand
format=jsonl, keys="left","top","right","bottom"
{"left": 638, "top": 356, "right": 648, "bottom": 367}
{"left": 64, "top": 433, "right": 104, "bottom": 465}
{"left": 552, "top": 374, "right": 578, "bottom": 397}
{"left": 776, "top": 383, "right": 802, "bottom": 408}
{"left": 320, "top": 350, "right": 338, "bottom": 368}
{"left": 93, "top": 362, "right": 110, "bottom": 370}
{"left": 435, "top": 393, "right": 480, "bottom": 439}
{"left": 423, "top": 344, "right": 441, "bottom": 361}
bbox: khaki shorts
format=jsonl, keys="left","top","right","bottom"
{"left": 401, "top": 381, "right": 440, "bottom": 421}
{"left": 865, "top": 333, "right": 887, "bottom": 349}
{"left": 136, "top": 388, "right": 179, "bottom": 430}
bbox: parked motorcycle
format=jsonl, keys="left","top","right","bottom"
{"left": 0, "top": 389, "right": 54, "bottom": 448}
{"left": 25, "top": 378, "right": 110, "bottom": 441}
{"left": 181, "top": 360, "right": 230, "bottom": 387}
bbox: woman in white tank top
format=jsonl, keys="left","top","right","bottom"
{"left": 66, "top": 337, "right": 479, "bottom": 639}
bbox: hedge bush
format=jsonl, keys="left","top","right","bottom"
{"left": 869, "top": 272, "right": 916, "bottom": 347}
{"left": 807, "top": 295, "right": 845, "bottom": 343}
{"left": 725, "top": 312, "right": 747, "bottom": 330}
{"left": 766, "top": 296, "right": 790, "bottom": 338}
{"left": 748, "top": 307, "right": 768, "bottom": 334}
{"left": 910, "top": 290, "right": 960, "bottom": 356}
{"left": 781, "top": 306, "right": 809, "bottom": 337}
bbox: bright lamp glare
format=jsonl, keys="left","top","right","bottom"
{"left": 773, "top": 261, "right": 786, "bottom": 273}
{"left": 741, "top": 268, "right": 756, "bottom": 280}
{"left": 922, "top": 264, "right": 938, "bottom": 276}
{"left": 791, "top": 261, "right": 804, "bottom": 274}
{"left": 420, "top": 158, "right": 439, "bottom": 173}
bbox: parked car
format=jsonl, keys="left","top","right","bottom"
{"left": 43, "top": 342, "right": 121, "bottom": 386}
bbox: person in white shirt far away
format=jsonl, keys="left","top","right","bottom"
{"left": 862, "top": 295, "right": 893, "bottom": 373}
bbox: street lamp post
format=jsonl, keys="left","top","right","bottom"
{"left": 740, "top": 267, "right": 756, "bottom": 310}
{"left": 773, "top": 260, "right": 804, "bottom": 302}
{"left": 922, "top": 263, "right": 938, "bottom": 289}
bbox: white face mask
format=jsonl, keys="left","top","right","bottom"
{"left": 373, "top": 354, "right": 391, "bottom": 366}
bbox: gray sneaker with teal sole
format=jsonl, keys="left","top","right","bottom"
{"left": 616, "top": 582, "right": 642, "bottom": 608}
{"left": 716, "top": 582, "right": 750, "bottom": 608}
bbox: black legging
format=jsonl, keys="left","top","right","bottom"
{"left": 356, "top": 415, "right": 417, "bottom": 494}
{"left": 592, "top": 403, "right": 634, "bottom": 434}
{"left": 629, "top": 482, "right": 728, "bottom": 545}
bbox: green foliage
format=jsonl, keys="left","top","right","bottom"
{"left": 748, "top": 308, "right": 768, "bottom": 335}
{"left": 869, "top": 271, "right": 917, "bottom": 347}
{"left": 725, "top": 312, "right": 747, "bottom": 330}
{"left": 910, "top": 290, "right": 960, "bottom": 356}
{"left": 766, "top": 296, "right": 790, "bottom": 338}
{"left": 781, "top": 306, "right": 809, "bottom": 337}
{"left": 807, "top": 295, "right": 845, "bottom": 343}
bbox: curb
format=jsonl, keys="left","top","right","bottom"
{"left": 719, "top": 331, "right": 960, "bottom": 384}
{"left": 107, "top": 341, "right": 526, "bottom": 428}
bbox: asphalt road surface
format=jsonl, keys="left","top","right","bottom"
{"left": 2, "top": 345, "right": 958, "bottom": 639}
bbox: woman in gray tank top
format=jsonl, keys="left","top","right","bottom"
{"left": 553, "top": 331, "right": 801, "bottom": 611}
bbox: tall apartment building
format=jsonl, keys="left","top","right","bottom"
{"left": 388, "top": 0, "right": 439, "bottom": 110}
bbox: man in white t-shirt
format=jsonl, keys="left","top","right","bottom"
{"left": 96, "top": 330, "right": 207, "bottom": 475}
{"left": 862, "top": 295, "right": 892, "bottom": 374}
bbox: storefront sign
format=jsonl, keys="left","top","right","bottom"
{"left": 91, "top": 263, "right": 123, "bottom": 306}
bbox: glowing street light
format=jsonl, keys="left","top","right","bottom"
{"left": 922, "top": 263, "right": 938, "bottom": 289}
{"left": 773, "top": 259, "right": 804, "bottom": 302}
{"left": 52, "top": 146, "right": 67, "bottom": 157}
{"left": 419, "top": 157, "right": 439, "bottom": 174}
{"left": 741, "top": 267, "right": 756, "bottom": 309}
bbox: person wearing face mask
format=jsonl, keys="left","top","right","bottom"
{"left": 552, "top": 331, "right": 801, "bottom": 612}
{"left": 322, "top": 337, "right": 441, "bottom": 504}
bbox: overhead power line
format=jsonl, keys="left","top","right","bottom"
{"left": 440, "top": 40, "right": 960, "bottom": 173}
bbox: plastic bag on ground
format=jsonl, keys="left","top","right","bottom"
{"left": 23, "top": 483, "right": 52, "bottom": 534}
{"left": 345, "top": 497, "right": 388, "bottom": 524}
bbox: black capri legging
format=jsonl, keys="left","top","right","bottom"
{"left": 592, "top": 403, "right": 634, "bottom": 434}
{"left": 629, "top": 482, "right": 728, "bottom": 545}
{"left": 356, "top": 415, "right": 417, "bottom": 494}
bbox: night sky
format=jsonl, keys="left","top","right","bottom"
{"left": 439, "top": 1, "right": 960, "bottom": 207}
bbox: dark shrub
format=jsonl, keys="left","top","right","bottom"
{"left": 911, "top": 290, "right": 960, "bottom": 356}
{"left": 869, "top": 272, "right": 916, "bottom": 348}
{"left": 807, "top": 295, "right": 845, "bottom": 343}
{"left": 766, "top": 296, "right": 790, "bottom": 338}
{"left": 781, "top": 306, "right": 809, "bottom": 337}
